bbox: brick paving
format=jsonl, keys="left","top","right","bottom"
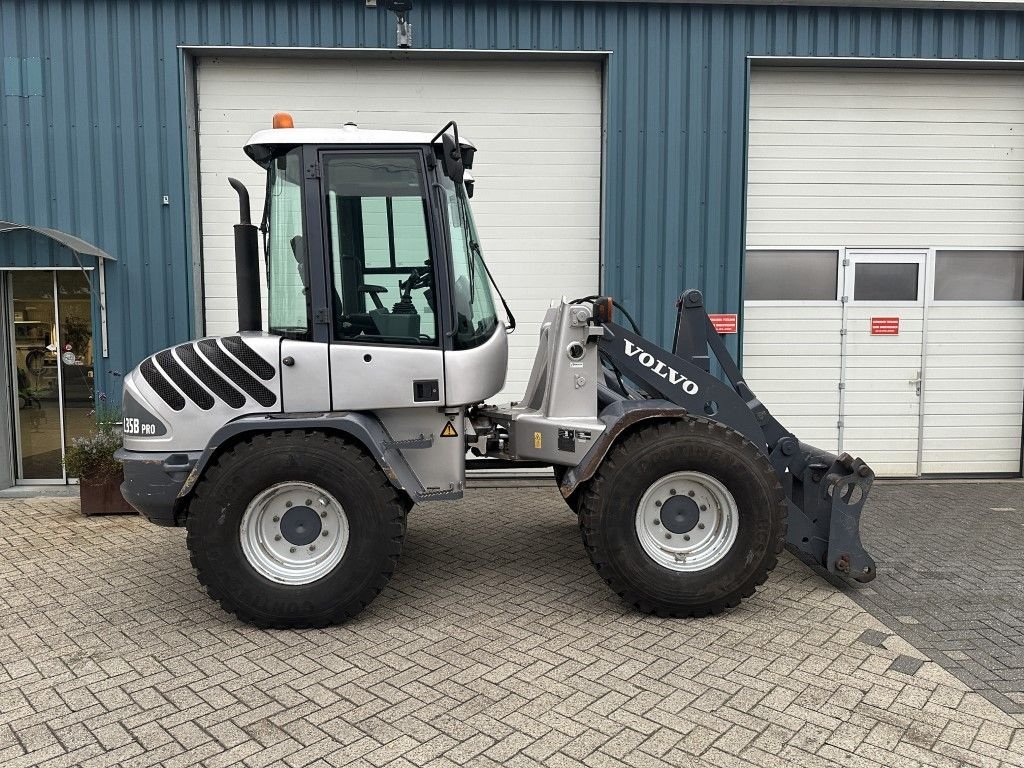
{"left": 847, "top": 480, "right": 1024, "bottom": 715}
{"left": 1, "top": 486, "right": 1023, "bottom": 767}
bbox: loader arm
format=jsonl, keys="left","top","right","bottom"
{"left": 594, "top": 290, "right": 876, "bottom": 583}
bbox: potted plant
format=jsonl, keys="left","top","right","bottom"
{"left": 64, "top": 408, "right": 135, "bottom": 515}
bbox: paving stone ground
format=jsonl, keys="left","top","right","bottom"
{"left": 2, "top": 484, "right": 1024, "bottom": 768}
{"left": 847, "top": 480, "right": 1024, "bottom": 715}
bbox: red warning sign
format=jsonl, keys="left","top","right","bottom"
{"left": 709, "top": 314, "right": 738, "bottom": 334}
{"left": 870, "top": 317, "right": 900, "bottom": 336}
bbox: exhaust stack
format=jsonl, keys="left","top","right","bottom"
{"left": 228, "top": 177, "right": 262, "bottom": 333}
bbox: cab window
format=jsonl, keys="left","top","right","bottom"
{"left": 439, "top": 175, "right": 499, "bottom": 349}
{"left": 323, "top": 153, "right": 436, "bottom": 345}
{"left": 266, "top": 148, "right": 311, "bottom": 339}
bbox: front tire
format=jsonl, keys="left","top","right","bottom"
{"left": 578, "top": 417, "right": 786, "bottom": 617}
{"left": 186, "top": 430, "right": 407, "bottom": 628}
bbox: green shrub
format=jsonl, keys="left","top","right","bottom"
{"left": 64, "top": 410, "right": 123, "bottom": 484}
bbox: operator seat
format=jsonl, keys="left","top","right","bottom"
{"left": 289, "top": 234, "right": 378, "bottom": 337}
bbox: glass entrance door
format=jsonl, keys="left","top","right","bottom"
{"left": 8, "top": 270, "right": 95, "bottom": 482}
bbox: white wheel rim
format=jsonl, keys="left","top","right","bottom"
{"left": 634, "top": 471, "right": 739, "bottom": 572}
{"left": 239, "top": 481, "right": 350, "bottom": 585}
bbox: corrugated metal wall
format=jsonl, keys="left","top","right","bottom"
{"left": 2, "top": 0, "right": 1024, "bottom": 397}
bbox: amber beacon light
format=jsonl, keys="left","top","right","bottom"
{"left": 272, "top": 112, "right": 295, "bottom": 129}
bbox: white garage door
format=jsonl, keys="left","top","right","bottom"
{"left": 744, "top": 67, "right": 1024, "bottom": 476}
{"left": 196, "top": 56, "right": 602, "bottom": 401}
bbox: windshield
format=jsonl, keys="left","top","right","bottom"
{"left": 440, "top": 177, "right": 499, "bottom": 349}
{"left": 264, "top": 147, "right": 310, "bottom": 339}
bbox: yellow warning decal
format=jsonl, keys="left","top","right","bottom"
{"left": 440, "top": 420, "right": 459, "bottom": 438}
{"left": 534, "top": 431, "right": 543, "bottom": 449}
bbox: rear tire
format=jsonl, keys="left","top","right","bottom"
{"left": 578, "top": 417, "right": 785, "bottom": 617}
{"left": 186, "top": 430, "right": 406, "bottom": 628}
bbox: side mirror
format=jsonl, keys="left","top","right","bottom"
{"left": 432, "top": 120, "right": 465, "bottom": 184}
{"left": 441, "top": 131, "right": 464, "bottom": 184}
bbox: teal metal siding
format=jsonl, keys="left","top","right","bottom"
{"left": 2, "top": 0, "right": 1024, "bottom": 398}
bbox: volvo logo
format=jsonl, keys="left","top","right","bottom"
{"left": 624, "top": 339, "right": 700, "bottom": 395}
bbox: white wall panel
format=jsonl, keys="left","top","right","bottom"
{"left": 748, "top": 68, "right": 1024, "bottom": 249}
{"left": 741, "top": 305, "right": 842, "bottom": 451}
{"left": 922, "top": 305, "right": 1024, "bottom": 474}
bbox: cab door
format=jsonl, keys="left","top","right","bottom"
{"left": 317, "top": 150, "right": 446, "bottom": 410}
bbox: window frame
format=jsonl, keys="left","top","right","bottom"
{"left": 847, "top": 250, "right": 926, "bottom": 306}
{"left": 315, "top": 146, "right": 453, "bottom": 350}
{"left": 742, "top": 246, "right": 844, "bottom": 307}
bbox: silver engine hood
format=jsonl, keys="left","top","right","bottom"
{"left": 121, "top": 333, "right": 282, "bottom": 452}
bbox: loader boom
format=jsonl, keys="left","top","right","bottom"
{"left": 585, "top": 290, "right": 875, "bottom": 582}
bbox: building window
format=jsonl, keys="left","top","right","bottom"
{"left": 935, "top": 251, "right": 1024, "bottom": 301}
{"left": 853, "top": 262, "right": 919, "bottom": 302}
{"left": 744, "top": 250, "right": 839, "bottom": 301}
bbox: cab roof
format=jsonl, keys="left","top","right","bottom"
{"left": 244, "top": 124, "right": 475, "bottom": 167}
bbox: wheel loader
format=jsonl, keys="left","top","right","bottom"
{"left": 116, "top": 115, "right": 876, "bottom": 628}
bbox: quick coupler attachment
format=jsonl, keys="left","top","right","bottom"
{"left": 776, "top": 442, "right": 877, "bottom": 584}
{"left": 822, "top": 453, "right": 877, "bottom": 583}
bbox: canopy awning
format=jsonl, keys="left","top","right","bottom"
{"left": 0, "top": 220, "right": 114, "bottom": 358}
{"left": 0, "top": 221, "right": 116, "bottom": 262}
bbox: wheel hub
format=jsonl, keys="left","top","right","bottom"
{"left": 634, "top": 471, "right": 739, "bottom": 572}
{"left": 279, "top": 506, "right": 322, "bottom": 545}
{"left": 239, "top": 482, "right": 350, "bottom": 585}
{"left": 660, "top": 495, "right": 700, "bottom": 534}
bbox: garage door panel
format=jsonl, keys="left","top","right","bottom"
{"left": 921, "top": 424, "right": 1023, "bottom": 439}
{"left": 749, "top": 144, "right": 1024, "bottom": 162}
{"left": 746, "top": 66, "right": 1024, "bottom": 476}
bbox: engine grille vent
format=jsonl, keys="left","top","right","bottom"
{"left": 176, "top": 344, "right": 246, "bottom": 409}
{"left": 141, "top": 357, "right": 185, "bottom": 411}
{"left": 140, "top": 340, "right": 278, "bottom": 412}
{"left": 222, "top": 336, "right": 276, "bottom": 380}
{"left": 156, "top": 350, "right": 215, "bottom": 410}
{"left": 197, "top": 339, "right": 278, "bottom": 407}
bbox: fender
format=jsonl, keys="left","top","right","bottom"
{"left": 179, "top": 411, "right": 430, "bottom": 501}
{"left": 558, "top": 399, "right": 691, "bottom": 499}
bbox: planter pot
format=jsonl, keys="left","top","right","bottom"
{"left": 79, "top": 472, "right": 136, "bottom": 516}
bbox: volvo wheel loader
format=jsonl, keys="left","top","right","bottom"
{"left": 116, "top": 115, "right": 876, "bottom": 628}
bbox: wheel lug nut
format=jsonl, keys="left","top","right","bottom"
{"left": 322, "top": 531, "right": 329, "bottom": 537}
{"left": 285, "top": 502, "right": 292, "bottom": 508}
{"left": 274, "top": 535, "right": 281, "bottom": 541}
{"left": 321, "top": 512, "right": 327, "bottom": 518}
{"left": 305, "top": 499, "right": 312, "bottom": 506}
{"left": 698, "top": 523, "right": 705, "bottom": 530}
{"left": 272, "top": 515, "right": 280, "bottom": 523}
{"left": 688, "top": 491, "right": 695, "bottom": 497}
{"left": 655, "top": 500, "right": 662, "bottom": 507}
{"left": 700, "top": 505, "right": 707, "bottom": 511}
{"left": 669, "top": 489, "right": 676, "bottom": 495}
{"left": 289, "top": 547, "right": 296, "bottom": 553}
{"left": 652, "top": 519, "right": 660, "bottom": 526}
{"left": 683, "top": 535, "right": 690, "bottom": 541}
{"left": 309, "top": 545, "right": 316, "bottom": 551}
{"left": 665, "top": 533, "right": 672, "bottom": 540}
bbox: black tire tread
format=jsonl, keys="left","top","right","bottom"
{"left": 185, "top": 430, "right": 407, "bottom": 629}
{"left": 577, "top": 416, "right": 787, "bottom": 618}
